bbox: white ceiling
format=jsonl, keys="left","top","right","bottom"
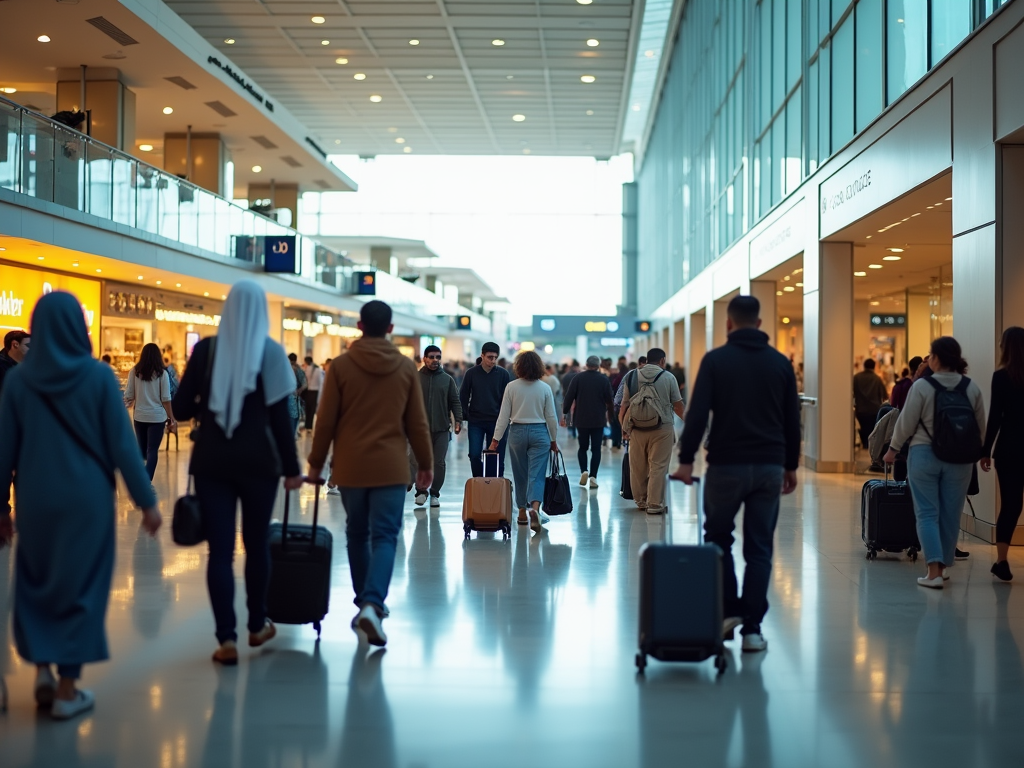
{"left": 163, "top": 0, "right": 638, "bottom": 157}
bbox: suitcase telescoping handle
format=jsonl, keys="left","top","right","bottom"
{"left": 281, "top": 476, "right": 327, "bottom": 552}
{"left": 482, "top": 450, "right": 500, "bottom": 478}
{"left": 665, "top": 473, "right": 704, "bottom": 545}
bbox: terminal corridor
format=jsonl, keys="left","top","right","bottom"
{"left": 1, "top": 431, "right": 1020, "bottom": 768}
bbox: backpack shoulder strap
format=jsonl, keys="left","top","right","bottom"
{"left": 955, "top": 376, "right": 971, "bottom": 393}
{"left": 922, "top": 376, "right": 944, "bottom": 393}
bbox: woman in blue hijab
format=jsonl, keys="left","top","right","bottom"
{"left": 0, "top": 291, "right": 161, "bottom": 720}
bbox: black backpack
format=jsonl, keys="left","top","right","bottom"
{"left": 920, "top": 376, "right": 982, "bottom": 464}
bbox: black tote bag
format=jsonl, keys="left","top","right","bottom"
{"left": 543, "top": 450, "right": 573, "bottom": 516}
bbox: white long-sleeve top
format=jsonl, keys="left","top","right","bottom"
{"left": 889, "top": 372, "right": 986, "bottom": 451}
{"left": 492, "top": 379, "right": 558, "bottom": 442}
{"left": 125, "top": 369, "right": 171, "bottom": 423}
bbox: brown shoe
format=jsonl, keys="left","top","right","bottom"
{"left": 248, "top": 619, "right": 277, "bottom": 648}
{"left": 212, "top": 641, "right": 238, "bottom": 666}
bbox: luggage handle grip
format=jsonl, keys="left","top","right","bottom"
{"left": 282, "top": 476, "right": 326, "bottom": 553}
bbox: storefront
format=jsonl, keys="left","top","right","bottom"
{"left": 102, "top": 283, "right": 223, "bottom": 385}
{"left": 281, "top": 310, "right": 360, "bottom": 363}
{"left": 0, "top": 261, "right": 101, "bottom": 355}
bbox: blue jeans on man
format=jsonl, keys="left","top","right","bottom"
{"left": 703, "top": 463, "right": 784, "bottom": 635}
{"left": 339, "top": 485, "right": 407, "bottom": 610}
{"left": 467, "top": 420, "right": 507, "bottom": 477}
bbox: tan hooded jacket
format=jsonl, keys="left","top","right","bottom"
{"left": 309, "top": 336, "right": 432, "bottom": 487}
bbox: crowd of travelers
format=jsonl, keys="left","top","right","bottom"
{"left": 0, "top": 286, "right": 1018, "bottom": 720}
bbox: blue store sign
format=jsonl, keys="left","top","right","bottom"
{"left": 264, "top": 236, "right": 298, "bottom": 274}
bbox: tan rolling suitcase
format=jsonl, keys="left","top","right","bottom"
{"left": 462, "top": 452, "right": 513, "bottom": 539}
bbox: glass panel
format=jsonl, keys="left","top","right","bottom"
{"left": 820, "top": 0, "right": 831, "bottom": 40}
{"left": 787, "top": 0, "right": 801, "bottom": 90}
{"left": 760, "top": 1, "right": 772, "bottom": 131}
{"left": 0, "top": 102, "right": 19, "bottom": 192}
{"left": 887, "top": 0, "right": 927, "bottom": 103}
{"left": 773, "top": 0, "right": 786, "bottom": 111}
{"left": 53, "top": 125, "right": 85, "bottom": 210}
{"left": 808, "top": 60, "right": 819, "bottom": 173}
{"left": 772, "top": 113, "right": 785, "bottom": 204}
{"left": 136, "top": 164, "right": 160, "bottom": 235}
{"left": 807, "top": 0, "right": 819, "bottom": 53}
{"left": 930, "top": 0, "right": 971, "bottom": 64}
{"left": 832, "top": 0, "right": 851, "bottom": 25}
{"left": 213, "top": 197, "right": 232, "bottom": 256}
{"left": 86, "top": 142, "right": 113, "bottom": 220}
{"left": 855, "top": 0, "right": 883, "bottom": 132}
{"left": 21, "top": 114, "right": 55, "bottom": 202}
{"left": 196, "top": 189, "right": 217, "bottom": 252}
{"left": 819, "top": 42, "right": 831, "bottom": 162}
{"left": 178, "top": 182, "right": 199, "bottom": 247}
{"left": 158, "top": 173, "right": 179, "bottom": 242}
{"left": 111, "top": 154, "right": 135, "bottom": 227}
{"left": 831, "top": 17, "right": 854, "bottom": 150}
{"left": 786, "top": 86, "right": 802, "bottom": 194}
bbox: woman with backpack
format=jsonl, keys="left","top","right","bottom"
{"left": 884, "top": 337, "right": 986, "bottom": 588}
{"left": 124, "top": 343, "right": 175, "bottom": 480}
{"left": 980, "top": 327, "right": 1024, "bottom": 581}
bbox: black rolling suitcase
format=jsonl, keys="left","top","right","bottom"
{"left": 620, "top": 440, "right": 633, "bottom": 499}
{"left": 862, "top": 467, "right": 919, "bottom": 561}
{"left": 267, "top": 479, "right": 333, "bottom": 638}
{"left": 636, "top": 477, "right": 726, "bottom": 675}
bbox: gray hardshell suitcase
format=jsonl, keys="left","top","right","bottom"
{"left": 636, "top": 477, "right": 726, "bottom": 674}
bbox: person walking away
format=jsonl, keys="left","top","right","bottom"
{"left": 460, "top": 342, "right": 511, "bottom": 477}
{"left": 562, "top": 356, "right": 614, "bottom": 489}
{"left": 890, "top": 356, "right": 923, "bottom": 411}
{"left": 287, "top": 353, "right": 307, "bottom": 437}
{"left": 410, "top": 345, "right": 463, "bottom": 509}
{"left": 980, "top": 327, "right": 1024, "bottom": 581}
{"left": 670, "top": 361, "right": 687, "bottom": 399}
{"left": 489, "top": 350, "right": 559, "bottom": 531}
{"left": 173, "top": 280, "right": 303, "bottom": 665}
{"left": 619, "top": 349, "right": 682, "bottom": 514}
{"left": 672, "top": 295, "right": 801, "bottom": 653}
{"left": 124, "top": 343, "right": 176, "bottom": 480}
{"left": 163, "top": 355, "right": 180, "bottom": 398}
{"left": 0, "top": 330, "right": 30, "bottom": 397}
{"left": 302, "top": 356, "right": 324, "bottom": 432}
{"left": 308, "top": 300, "right": 433, "bottom": 647}
{"left": 0, "top": 292, "right": 160, "bottom": 720}
{"left": 854, "top": 359, "right": 888, "bottom": 450}
{"left": 608, "top": 362, "right": 629, "bottom": 449}
{"left": 883, "top": 336, "right": 985, "bottom": 588}
{"left": 560, "top": 361, "right": 581, "bottom": 438}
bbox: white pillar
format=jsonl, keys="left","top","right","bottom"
{"left": 750, "top": 280, "right": 778, "bottom": 347}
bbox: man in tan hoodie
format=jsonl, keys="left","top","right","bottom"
{"left": 308, "top": 300, "right": 433, "bottom": 647}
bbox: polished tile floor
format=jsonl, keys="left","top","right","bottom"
{"left": 2, "top": 429, "right": 1023, "bottom": 767}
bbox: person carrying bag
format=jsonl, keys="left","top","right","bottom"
{"left": 543, "top": 449, "right": 573, "bottom": 516}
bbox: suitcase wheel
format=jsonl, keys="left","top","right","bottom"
{"left": 314, "top": 621, "right": 321, "bottom": 639}
{"left": 635, "top": 652, "right": 646, "bottom": 674}
{"left": 714, "top": 655, "right": 727, "bottom": 675}
{"left": 907, "top": 547, "right": 918, "bottom": 562}
{"left": 866, "top": 548, "right": 877, "bottom": 561}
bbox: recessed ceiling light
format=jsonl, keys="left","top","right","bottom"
{"left": 580, "top": 75, "right": 596, "bottom": 83}
{"left": 911, "top": 212, "right": 921, "bottom": 217}
{"left": 387, "top": 127, "right": 398, "bottom": 132}
{"left": 782, "top": 317, "right": 791, "bottom": 324}
{"left": 175, "top": 283, "right": 182, "bottom": 288}
{"left": 137, "top": 275, "right": 144, "bottom": 280}
{"left": 369, "top": 94, "right": 382, "bottom": 102}
{"left": 795, "top": 282, "right": 803, "bottom": 287}
{"left": 139, "top": 144, "right": 154, "bottom": 152}
{"left": 311, "top": 16, "right": 326, "bottom": 24}
{"left": 854, "top": 271, "right": 867, "bottom": 277}
{"left": 409, "top": 39, "right": 420, "bottom": 46}
{"left": 252, "top": 165, "right": 262, "bottom": 172}
{"left": 586, "top": 109, "right": 594, "bottom": 115}
{"left": 204, "top": 291, "right": 210, "bottom": 297}
{"left": 926, "top": 206, "right": 934, "bottom": 209}
{"left": 162, "top": 106, "right": 173, "bottom": 115}
{"left": 506, "top": 75, "right": 514, "bottom": 80}
{"left": 72, "top": 262, "right": 79, "bottom": 267}
{"left": 776, "top": 291, "right": 783, "bottom": 296}
{"left": 0, "top": 248, "right": 5, "bottom": 251}
{"left": 883, "top": 256, "right": 901, "bottom": 261}
{"left": 492, "top": 39, "right": 505, "bottom": 46}
{"left": 321, "top": 40, "right": 330, "bottom": 46}
{"left": 783, "top": 275, "right": 790, "bottom": 281}
{"left": 95, "top": 268, "right": 102, "bottom": 273}
{"left": 224, "top": 38, "right": 235, "bottom": 45}
{"left": 945, "top": 196, "right": 952, "bottom": 201}
{"left": 426, "top": 74, "right": 434, "bottom": 79}
{"left": 632, "top": 104, "right": 641, "bottom": 111}
{"left": 934, "top": 201, "right": 943, "bottom": 206}
{"left": 523, "top": 148, "right": 531, "bottom": 155}
{"left": 645, "top": 50, "right": 656, "bottom": 58}
{"left": 336, "top": 57, "right": 349, "bottom": 65}
{"left": 353, "top": 73, "right": 366, "bottom": 80}
{"left": 577, "top": 0, "right": 592, "bottom": 5}
{"left": 0, "top": 87, "right": 17, "bottom": 94}
{"left": 37, "top": 35, "right": 50, "bottom": 43}
{"left": 403, "top": 146, "right": 412, "bottom": 153}
{"left": 869, "top": 264, "right": 883, "bottom": 269}
{"left": 335, "top": 139, "right": 341, "bottom": 144}
{"left": 156, "top": 280, "right": 162, "bottom": 285}
{"left": 37, "top": 256, "right": 44, "bottom": 261}
{"left": 512, "top": 114, "right": 526, "bottom": 122}
{"left": 887, "top": 247, "right": 905, "bottom": 253}
{"left": 783, "top": 286, "right": 795, "bottom": 292}
{"left": 587, "top": 39, "right": 600, "bottom": 47}
{"left": 870, "top": 301, "right": 880, "bottom": 306}
{"left": 395, "top": 137, "right": 406, "bottom": 143}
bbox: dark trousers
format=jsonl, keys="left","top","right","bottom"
{"left": 410, "top": 430, "right": 451, "bottom": 496}
{"left": 576, "top": 426, "right": 603, "bottom": 477}
{"left": 196, "top": 475, "right": 279, "bottom": 644}
{"left": 134, "top": 420, "right": 165, "bottom": 480}
{"left": 302, "top": 390, "right": 319, "bottom": 430}
{"left": 704, "top": 463, "right": 784, "bottom": 633}
{"left": 467, "top": 420, "right": 507, "bottom": 477}
{"left": 608, "top": 417, "right": 622, "bottom": 448}
{"left": 856, "top": 411, "right": 876, "bottom": 449}
{"left": 996, "top": 459, "right": 1024, "bottom": 544}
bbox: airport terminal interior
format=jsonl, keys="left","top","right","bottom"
{"left": 3, "top": 0, "right": 1024, "bottom": 765}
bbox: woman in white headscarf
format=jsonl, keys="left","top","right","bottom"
{"left": 172, "top": 280, "right": 303, "bottom": 665}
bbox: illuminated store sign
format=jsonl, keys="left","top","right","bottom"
{"left": 870, "top": 314, "right": 906, "bottom": 328}
{"left": 155, "top": 309, "right": 221, "bottom": 327}
{"left": 0, "top": 264, "right": 100, "bottom": 355}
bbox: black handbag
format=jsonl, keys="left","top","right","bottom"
{"left": 172, "top": 476, "right": 204, "bottom": 546}
{"left": 543, "top": 450, "right": 573, "bottom": 516}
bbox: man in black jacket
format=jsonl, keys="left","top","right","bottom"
{"left": 672, "top": 295, "right": 800, "bottom": 654}
{"left": 561, "top": 355, "right": 614, "bottom": 488}
{"left": 459, "top": 341, "right": 511, "bottom": 477}
{"left": 0, "top": 330, "right": 29, "bottom": 397}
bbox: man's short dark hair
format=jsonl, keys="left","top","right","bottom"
{"left": 864, "top": 358, "right": 876, "bottom": 370}
{"left": 360, "top": 300, "right": 393, "bottom": 337}
{"left": 288, "top": 353, "right": 298, "bottom": 363}
{"left": 647, "top": 348, "right": 666, "bottom": 365}
{"left": 304, "top": 356, "right": 313, "bottom": 365}
{"left": 727, "top": 295, "right": 760, "bottom": 327}
{"left": 424, "top": 345, "right": 441, "bottom": 357}
{"left": 482, "top": 341, "right": 500, "bottom": 356}
{"left": 4, "top": 330, "right": 29, "bottom": 352}
{"left": 638, "top": 356, "right": 647, "bottom": 365}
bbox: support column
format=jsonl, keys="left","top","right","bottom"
{"left": 686, "top": 311, "right": 707, "bottom": 402}
{"left": 707, "top": 300, "right": 729, "bottom": 351}
{"left": 266, "top": 300, "right": 284, "bottom": 344}
{"left": 370, "top": 246, "right": 393, "bottom": 274}
{"left": 673, "top": 319, "right": 685, "bottom": 368}
{"left": 750, "top": 280, "right": 778, "bottom": 347}
{"left": 804, "top": 241, "right": 854, "bottom": 473}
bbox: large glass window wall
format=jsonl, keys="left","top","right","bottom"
{"left": 636, "top": 0, "right": 1008, "bottom": 307}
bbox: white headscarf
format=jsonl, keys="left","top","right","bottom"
{"left": 208, "top": 280, "right": 296, "bottom": 439}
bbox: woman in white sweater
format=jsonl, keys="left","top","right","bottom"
{"left": 124, "top": 343, "right": 176, "bottom": 480}
{"left": 884, "top": 337, "right": 986, "bottom": 589}
{"left": 489, "top": 351, "right": 560, "bottom": 531}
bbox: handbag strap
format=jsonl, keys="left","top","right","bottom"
{"left": 29, "top": 385, "right": 114, "bottom": 485}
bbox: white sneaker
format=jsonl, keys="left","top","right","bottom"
{"left": 579, "top": 472, "right": 589, "bottom": 487}
{"left": 741, "top": 633, "right": 768, "bottom": 653}
{"left": 326, "top": 485, "right": 340, "bottom": 496}
{"left": 589, "top": 477, "right": 599, "bottom": 489}
{"left": 414, "top": 492, "right": 428, "bottom": 507}
{"left": 917, "top": 575, "right": 944, "bottom": 589}
{"left": 430, "top": 496, "right": 440, "bottom": 508}
{"left": 51, "top": 689, "right": 95, "bottom": 720}
{"left": 35, "top": 666, "right": 56, "bottom": 708}
{"left": 356, "top": 604, "right": 388, "bottom": 647}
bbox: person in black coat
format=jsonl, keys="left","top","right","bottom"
{"left": 561, "top": 356, "right": 614, "bottom": 488}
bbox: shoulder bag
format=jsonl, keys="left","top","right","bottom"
{"left": 29, "top": 386, "right": 114, "bottom": 486}
{"left": 542, "top": 449, "right": 573, "bottom": 516}
{"left": 173, "top": 338, "right": 216, "bottom": 546}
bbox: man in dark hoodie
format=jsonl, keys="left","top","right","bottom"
{"left": 459, "top": 341, "right": 511, "bottom": 477}
{"left": 672, "top": 295, "right": 800, "bottom": 655}
{"left": 309, "top": 300, "right": 433, "bottom": 647}
{"left": 410, "top": 345, "right": 463, "bottom": 508}
{"left": 0, "top": 330, "right": 29, "bottom": 397}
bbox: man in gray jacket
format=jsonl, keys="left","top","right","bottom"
{"left": 410, "top": 345, "right": 463, "bottom": 508}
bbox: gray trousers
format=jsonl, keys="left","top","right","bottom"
{"left": 409, "top": 430, "right": 451, "bottom": 497}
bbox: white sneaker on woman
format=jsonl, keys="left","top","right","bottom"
{"left": 51, "top": 689, "right": 95, "bottom": 720}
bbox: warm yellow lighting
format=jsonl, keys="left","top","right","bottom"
{"left": 403, "top": 146, "right": 412, "bottom": 153}
{"left": 321, "top": 40, "right": 330, "bottom": 45}
{"left": 587, "top": 39, "right": 600, "bottom": 47}
{"left": 580, "top": 75, "right": 596, "bottom": 83}
{"left": 409, "top": 39, "right": 420, "bottom": 46}
{"left": 577, "top": 0, "right": 592, "bottom": 4}
{"left": 204, "top": 292, "right": 210, "bottom": 297}
{"left": 783, "top": 275, "right": 790, "bottom": 281}
{"left": 854, "top": 271, "right": 867, "bottom": 277}
{"left": 95, "top": 268, "right": 102, "bottom": 273}
{"left": 137, "top": 275, "right": 144, "bottom": 280}
{"left": 512, "top": 114, "right": 526, "bottom": 122}
{"left": 224, "top": 38, "right": 235, "bottom": 45}
{"left": 162, "top": 107, "right": 173, "bottom": 115}
{"left": 37, "top": 256, "right": 44, "bottom": 261}
{"left": 252, "top": 165, "right": 262, "bottom": 173}
{"left": 37, "top": 35, "right": 50, "bottom": 43}
{"left": 72, "top": 262, "right": 79, "bottom": 267}
{"left": 521, "top": 341, "right": 536, "bottom": 351}
{"left": 311, "top": 16, "right": 326, "bottom": 24}
{"left": 369, "top": 94, "right": 382, "bottom": 102}
{"left": 175, "top": 283, "right": 182, "bottom": 288}
{"left": 776, "top": 290, "right": 783, "bottom": 296}
{"left": 945, "top": 196, "right": 953, "bottom": 201}
{"left": 353, "top": 73, "right": 366, "bottom": 80}
{"left": 336, "top": 57, "right": 348, "bottom": 65}
{"left": 395, "top": 137, "right": 406, "bottom": 144}
{"left": 782, "top": 317, "right": 791, "bottom": 324}
{"left": 869, "top": 264, "right": 883, "bottom": 269}
{"left": 156, "top": 281, "right": 162, "bottom": 285}
{"left": 795, "top": 282, "right": 803, "bottom": 287}
{"left": 887, "top": 247, "right": 904, "bottom": 253}
{"left": 783, "top": 286, "right": 795, "bottom": 292}
{"left": 139, "top": 144, "right": 154, "bottom": 152}
{"left": 883, "top": 256, "right": 901, "bottom": 261}
{"left": 0, "top": 87, "right": 16, "bottom": 94}
{"left": 870, "top": 301, "right": 880, "bottom": 306}
{"left": 492, "top": 39, "right": 505, "bottom": 46}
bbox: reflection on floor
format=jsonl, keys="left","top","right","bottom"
{"left": 1, "top": 429, "right": 1022, "bottom": 767}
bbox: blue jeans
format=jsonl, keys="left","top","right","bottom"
{"left": 196, "top": 475, "right": 279, "bottom": 644}
{"left": 704, "top": 464, "right": 784, "bottom": 634}
{"left": 508, "top": 424, "right": 550, "bottom": 509}
{"left": 134, "top": 420, "right": 164, "bottom": 480}
{"left": 468, "top": 420, "right": 507, "bottom": 477}
{"left": 908, "top": 444, "right": 972, "bottom": 566}
{"left": 340, "top": 485, "right": 406, "bottom": 610}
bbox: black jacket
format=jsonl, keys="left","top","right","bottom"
{"left": 459, "top": 364, "right": 511, "bottom": 422}
{"left": 172, "top": 338, "right": 300, "bottom": 479}
{"left": 0, "top": 351, "right": 17, "bottom": 397}
{"left": 678, "top": 328, "right": 801, "bottom": 470}
{"left": 562, "top": 369, "right": 614, "bottom": 429}
{"left": 983, "top": 368, "right": 1024, "bottom": 462}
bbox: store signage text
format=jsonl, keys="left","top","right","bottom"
{"left": 822, "top": 170, "right": 872, "bottom": 215}
{"left": 108, "top": 290, "right": 155, "bottom": 317}
{"left": 156, "top": 308, "right": 221, "bottom": 327}
{"left": 207, "top": 56, "right": 274, "bottom": 111}
{"left": 0, "top": 291, "right": 25, "bottom": 318}
{"left": 870, "top": 313, "right": 906, "bottom": 328}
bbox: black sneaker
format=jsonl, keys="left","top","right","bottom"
{"left": 992, "top": 561, "right": 1013, "bottom": 581}
{"left": 955, "top": 547, "right": 970, "bottom": 560}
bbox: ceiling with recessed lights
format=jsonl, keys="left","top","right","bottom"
{"left": 163, "top": 0, "right": 638, "bottom": 157}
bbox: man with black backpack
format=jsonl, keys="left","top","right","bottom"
{"left": 619, "top": 348, "right": 683, "bottom": 514}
